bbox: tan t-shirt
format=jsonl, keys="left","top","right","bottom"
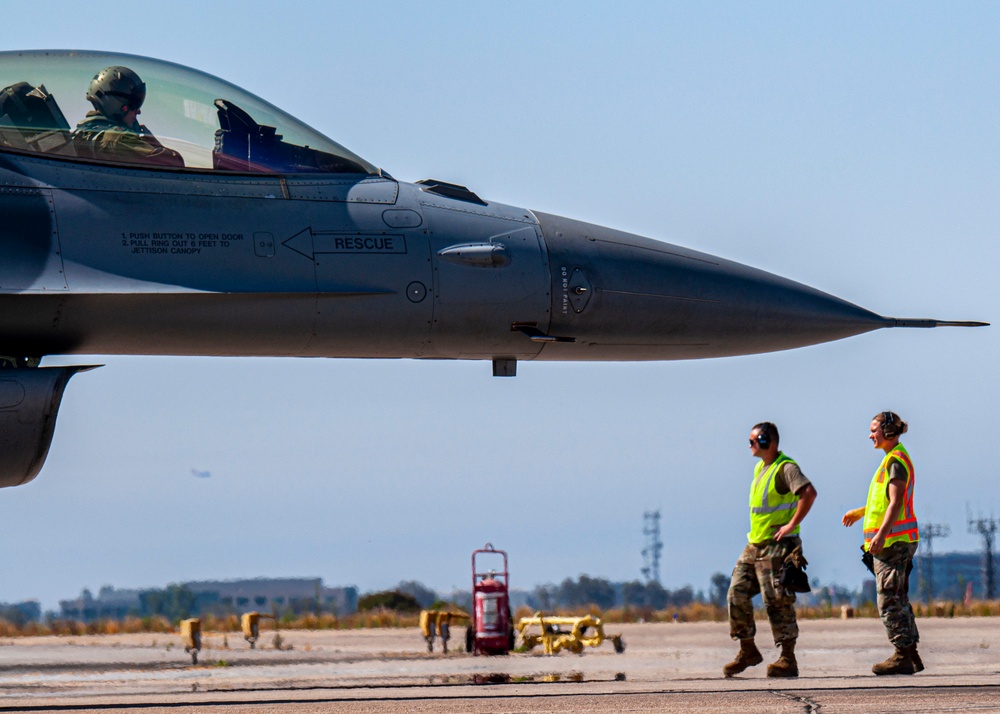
{"left": 774, "top": 461, "right": 813, "bottom": 496}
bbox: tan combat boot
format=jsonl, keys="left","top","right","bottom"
{"left": 910, "top": 645, "right": 924, "bottom": 672}
{"left": 722, "top": 638, "right": 763, "bottom": 677}
{"left": 766, "top": 640, "right": 798, "bottom": 678}
{"left": 872, "top": 646, "right": 916, "bottom": 675}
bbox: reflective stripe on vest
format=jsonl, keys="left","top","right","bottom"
{"left": 747, "top": 453, "right": 799, "bottom": 543}
{"left": 863, "top": 444, "right": 919, "bottom": 550}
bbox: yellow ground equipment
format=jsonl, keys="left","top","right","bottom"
{"left": 516, "top": 613, "right": 625, "bottom": 655}
{"left": 241, "top": 611, "right": 276, "bottom": 650}
{"left": 180, "top": 618, "right": 201, "bottom": 664}
{"left": 419, "top": 610, "right": 470, "bottom": 653}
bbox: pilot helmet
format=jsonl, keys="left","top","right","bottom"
{"left": 86, "top": 66, "right": 147, "bottom": 121}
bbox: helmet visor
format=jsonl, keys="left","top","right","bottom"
{"left": 108, "top": 81, "right": 146, "bottom": 112}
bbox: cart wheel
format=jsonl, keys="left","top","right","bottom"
{"left": 613, "top": 635, "right": 625, "bottom": 654}
{"left": 465, "top": 625, "right": 473, "bottom": 653}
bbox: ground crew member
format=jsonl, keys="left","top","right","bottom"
{"left": 724, "top": 422, "right": 817, "bottom": 678}
{"left": 842, "top": 411, "right": 922, "bottom": 675}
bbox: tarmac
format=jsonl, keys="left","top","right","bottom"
{"left": 0, "top": 617, "right": 997, "bottom": 712}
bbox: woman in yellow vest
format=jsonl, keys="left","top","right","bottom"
{"left": 843, "top": 411, "right": 921, "bottom": 675}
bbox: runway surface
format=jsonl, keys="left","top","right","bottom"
{"left": 0, "top": 618, "right": 997, "bottom": 712}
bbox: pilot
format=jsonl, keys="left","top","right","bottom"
{"left": 73, "top": 66, "right": 184, "bottom": 167}
{"left": 723, "top": 422, "right": 817, "bottom": 679}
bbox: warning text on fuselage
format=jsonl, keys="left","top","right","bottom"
{"left": 323, "top": 235, "right": 406, "bottom": 254}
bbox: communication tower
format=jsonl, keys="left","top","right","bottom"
{"left": 967, "top": 508, "right": 998, "bottom": 600}
{"left": 641, "top": 510, "right": 663, "bottom": 584}
{"left": 918, "top": 523, "right": 950, "bottom": 603}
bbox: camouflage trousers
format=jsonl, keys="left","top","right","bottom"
{"left": 874, "top": 541, "right": 919, "bottom": 649}
{"left": 727, "top": 537, "right": 800, "bottom": 646}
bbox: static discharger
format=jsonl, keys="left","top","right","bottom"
{"left": 241, "top": 611, "right": 276, "bottom": 650}
{"left": 516, "top": 612, "right": 625, "bottom": 655}
{"left": 180, "top": 618, "right": 201, "bottom": 664}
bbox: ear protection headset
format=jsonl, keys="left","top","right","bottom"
{"left": 755, "top": 428, "right": 771, "bottom": 449}
{"left": 880, "top": 411, "right": 897, "bottom": 439}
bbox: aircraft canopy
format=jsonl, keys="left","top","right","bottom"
{"left": 0, "top": 50, "right": 379, "bottom": 175}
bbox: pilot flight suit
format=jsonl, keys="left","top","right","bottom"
{"left": 74, "top": 111, "right": 184, "bottom": 167}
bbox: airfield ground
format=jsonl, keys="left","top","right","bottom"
{"left": 0, "top": 618, "right": 997, "bottom": 712}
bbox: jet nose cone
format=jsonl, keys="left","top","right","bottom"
{"left": 535, "top": 212, "right": 892, "bottom": 360}
{"left": 727, "top": 273, "right": 892, "bottom": 352}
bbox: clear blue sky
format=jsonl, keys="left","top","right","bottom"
{"left": 4, "top": 1, "right": 997, "bottom": 609}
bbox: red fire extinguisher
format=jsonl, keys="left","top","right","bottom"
{"left": 466, "top": 543, "right": 514, "bottom": 655}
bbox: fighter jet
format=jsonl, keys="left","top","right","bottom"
{"left": 0, "top": 50, "right": 986, "bottom": 489}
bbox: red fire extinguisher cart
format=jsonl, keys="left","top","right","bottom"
{"left": 466, "top": 543, "right": 514, "bottom": 655}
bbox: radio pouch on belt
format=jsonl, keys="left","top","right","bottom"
{"left": 861, "top": 545, "right": 876, "bottom": 576}
{"left": 778, "top": 545, "right": 812, "bottom": 594}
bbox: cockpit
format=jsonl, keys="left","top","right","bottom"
{"left": 0, "top": 50, "right": 379, "bottom": 175}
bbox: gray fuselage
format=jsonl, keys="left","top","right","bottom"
{"left": 0, "top": 151, "right": 893, "bottom": 364}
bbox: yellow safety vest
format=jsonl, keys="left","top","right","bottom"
{"left": 863, "top": 444, "right": 918, "bottom": 551}
{"left": 747, "top": 452, "right": 799, "bottom": 543}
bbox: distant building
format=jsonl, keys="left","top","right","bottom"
{"left": 183, "top": 578, "right": 357, "bottom": 616}
{"left": 859, "top": 579, "right": 877, "bottom": 605}
{"left": 59, "top": 579, "right": 358, "bottom": 622}
{"left": 915, "top": 551, "right": 999, "bottom": 601}
{"left": 59, "top": 587, "right": 141, "bottom": 621}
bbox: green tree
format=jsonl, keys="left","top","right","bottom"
{"left": 709, "top": 572, "right": 729, "bottom": 608}
{"left": 621, "top": 580, "right": 646, "bottom": 608}
{"left": 397, "top": 580, "right": 438, "bottom": 609}
{"left": 356, "top": 590, "right": 421, "bottom": 613}
{"left": 557, "top": 575, "right": 616, "bottom": 609}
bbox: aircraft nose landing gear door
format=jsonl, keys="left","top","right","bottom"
{"left": 425, "top": 203, "right": 550, "bottom": 361}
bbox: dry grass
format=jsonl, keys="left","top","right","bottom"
{"left": 2, "top": 600, "right": 999, "bottom": 638}
{"left": 0, "top": 616, "right": 174, "bottom": 638}
{"left": 180, "top": 609, "right": 421, "bottom": 633}
{"left": 519, "top": 599, "right": 1000, "bottom": 625}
